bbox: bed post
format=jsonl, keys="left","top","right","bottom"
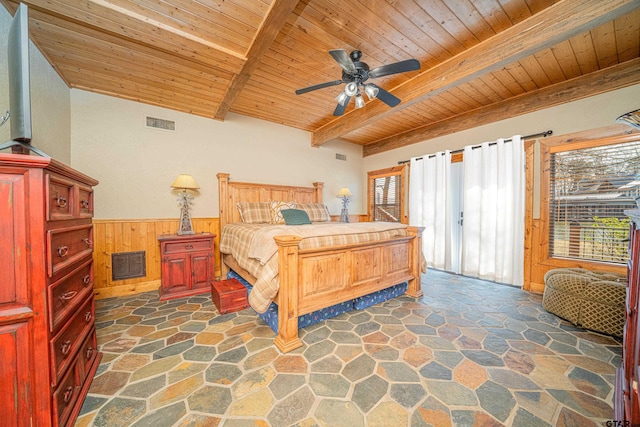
{"left": 217, "top": 173, "right": 230, "bottom": 277}
{"left": 406, "top": 226, "right": 424, "bottom": 298}
{"left": 273, "top": 235, "right": 303, "bottom": 353}
{"left": 312, "top": 182, "right": 324, "bottom": 203}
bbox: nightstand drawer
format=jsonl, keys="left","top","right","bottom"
{"left": 162, "top": 238, "right": 213, "bottom": 254}
{"left": 47, "top": 224, "right": 93, "bottom": 277}
{"left": 50, "top": 296, "right": 94, "bottom": 386}
{"left": 48, "top": 258, "right": 94, "bottom": 332}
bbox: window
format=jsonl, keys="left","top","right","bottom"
{"left": 549, "top": 139, "right": 640, "bottom": 264}
{"left": 368, "top": 166, "right": 405, "bottom": 223}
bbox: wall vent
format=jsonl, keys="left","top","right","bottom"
{"left": 112, "top": 251, "right": 146, "bottom": 281}
{"left": 336, "top": 153, "right": 347, "bottom": 161}
{"left": 146, "top": 116, "right": 176, "bottom": 131}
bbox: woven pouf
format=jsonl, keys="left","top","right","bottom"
{"left": 581, "top": 279, "right": 626, "bottom": 337}
{"left": 542, "top": 270, "right": 593, "bottom": 325}
{"left": 543, "top": 268, "right": 626, "bottom": 337}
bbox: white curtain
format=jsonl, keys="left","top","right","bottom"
{"left": 461, "top": 136, "right": 525, "bottom": 286}
{"left": 410, "top": 151, "right": 453, "bottom": 271}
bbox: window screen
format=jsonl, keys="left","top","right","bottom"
{"left": 549, "top": 139, "right": 640, "bottom": 263}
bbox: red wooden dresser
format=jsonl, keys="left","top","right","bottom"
{"left": 0, "top": 153, "right": 101, "bottom": 426}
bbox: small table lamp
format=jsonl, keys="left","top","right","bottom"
{"left": 338, "top": 187, "right": 352, "bottom": 223}
{"left": 171, "top": 174, "right": 199, "bottom": 235}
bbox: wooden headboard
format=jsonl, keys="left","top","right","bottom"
{"left": 217, "top": 173, "right": 324, "bottom": 230}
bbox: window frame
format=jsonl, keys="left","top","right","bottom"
{"left": 367, "top": 165, "right": 406, "bottom": 223}
{"left": 536, "top": 132, "right": 636, "bottom": 273}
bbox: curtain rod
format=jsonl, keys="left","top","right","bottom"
{"left": 397, "top": 130, "right": 553, "bottom": 164}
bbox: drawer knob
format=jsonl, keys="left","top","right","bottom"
{"left": 61, "top": 340, "right": 72, "bottom": 356}
{"left": 63, "top": 386, "right": 74, "bottom": 404}
{"left": 57, "top": 246, "right": 69, "bottom": 257}
{"left": 59, "top": 291, "right": 77, "bottom": 303}
{"left": 82, "top": 275, "right": 92, "bottom": 286}
{"left": 81, "top": 200, "right": 90, "bottom": 209}
{"left": 56, "top": 196, "right": 67, "bottom": 208}
{"left": 84, "top": 311, "right": 92, "bottom": 323}
{"left": 185, "top": 244, "right": 194, "bottom": 249}
{"left": 82, "top": 238, "right": 93, "bottom": 247}
{"left": 86, "top": 347, "right": 94, "bottom": 360}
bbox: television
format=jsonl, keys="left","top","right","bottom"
{"left": 7, "top": 2, "right": 32, "bottom": 142}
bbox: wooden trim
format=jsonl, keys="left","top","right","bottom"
{"left": 363, "top": 59, "right": 640, "bottom": 156}
{"left": 367, "top": 165, "right": 407, "bottom": 224}
{"left": 92, "top": 217, "right": 219, "bottom": 299}
{"left": 523, "top": 127, "right": 634, "bottom": 291}
{"left": 214, "top": 0, "right": 300, "bottom": 119}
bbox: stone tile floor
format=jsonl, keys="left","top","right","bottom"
{"left": 76, "top": 269, "right": 622, "bottom": 426}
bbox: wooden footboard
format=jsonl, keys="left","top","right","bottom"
{"left": 216, "top": 172, "right": 424, "bottom": 353}
{"left": 273, "top": 227, "right": 423, "bottom": 352}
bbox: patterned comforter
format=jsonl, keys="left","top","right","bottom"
{"left": 219, "top": 222, "right": 409, "bottom": 313}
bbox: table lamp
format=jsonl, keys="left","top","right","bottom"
{"left": 171, "top": 174, "right": 199, "bottom": 235}
{"left": 338, "top": 187, "right": 352, "bottom": 223}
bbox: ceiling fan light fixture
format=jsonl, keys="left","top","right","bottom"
{"left": 364, "top": 84, "right": 379, "bottom": 100}
{"left": 344, "top": 82, "right": 358, "bottom": 97}
{"left": 355, "top": 93, "right": 365, "bottom": 109}
{"left": 335, "top": 92, "right": 348, "bottom": 106}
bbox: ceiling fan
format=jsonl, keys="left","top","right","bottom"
{"left": 295, "top": 49, "right": 420, "bottom": 116}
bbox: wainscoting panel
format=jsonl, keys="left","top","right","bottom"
{"left": 93, "top": 215, "right": 369, "bottom": 299}
{"left": 92, "top": 218, "right": 219, "bottom": 299}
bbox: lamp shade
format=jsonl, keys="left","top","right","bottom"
{"left": 171, "top": 174, "right": 199, "bottom": 190}
{"left": 337, "top": 187, "right": 352, "bottom": 197}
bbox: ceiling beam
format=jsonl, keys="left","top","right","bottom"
{"left": 363, "top": 58, "right": 640, "bottom": 157}
{"left": 311, "top": 0, "right": 640, "bottom": 147}
{"left": 214, "top": 0, "right": 300, "bottom": 120}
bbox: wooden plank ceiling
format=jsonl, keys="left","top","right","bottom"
{"left": 2, "top": 0, "right": 639, "bottom": 156}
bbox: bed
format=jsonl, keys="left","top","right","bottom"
{"left": 217, "top": 173, "right": 424, "bottom": 353}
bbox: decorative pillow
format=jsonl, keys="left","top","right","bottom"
{"left": 281, "top": 209, "right": 312, "bottom": 225}
{"left": 237, "top": 202, "right": 271, "bottom": 224}
{"left": 297, "top": 203, "right": 331, "bottom": 222}
{"left": 269, "top": 200, "right": 296, "bottom": 224}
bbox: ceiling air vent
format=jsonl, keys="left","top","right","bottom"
{"left": 146, "top": 116, "right": 175, "bottom": 131}
{"left": 336, "top": 153, "right": 347, "bottom": 161}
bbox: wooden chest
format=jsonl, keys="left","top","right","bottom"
{"left": 212, "top": 278, "right": 249, "bottom": 314}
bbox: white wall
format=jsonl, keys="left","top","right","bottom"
{"left": 0, "top": 6, "right": 71, "bottom": 162}
{"left": 70, "top": 90, "right": 364, "bottom": 219}
{"left": 363, "top": 84, "right": 640, "bottom": 175}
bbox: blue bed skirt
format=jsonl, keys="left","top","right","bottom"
{"left": 227, "top": 270, "right": 408, "bottom": 333}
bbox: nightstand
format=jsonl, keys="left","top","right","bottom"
{"left": 158, "top": 233, "right": 215, "bottom": 301}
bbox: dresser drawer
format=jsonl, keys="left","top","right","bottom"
{"left": 47, "top": 224, "right": 93, "bottom": 277}
{"left": 162, "top": 237, "right": 213, "bottom": 254}
{"left": 78, "top": 184, "right": 94, "bottom": 218}
{"left": 77, "top": 328, "right": 99, "bottom": 384}
{"left": 47, "top": 174, "right": 75, "bottom": 221}
{"left": 50, "top": 296, "right": 94, "bottom": 386}
{"left": 48, "top": 259, "right": 94, "bottom": 332}
{"left": 52, "top": 358, "right": 81, "bottom": 427}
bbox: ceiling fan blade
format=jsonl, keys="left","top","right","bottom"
{"left": 369, "top": 83, "right": 401, "bottom": 107}
{"left": 369, "top": 59, "right": 420, "bottom": 79}
{"left": 329, "top": 49, "right": 356, "bottom": 74}
{"left": 333, "top": 96, "right": 351, "bottom": 116}
{"left": 295, "top": 80, "right": 344, "bottom": 95}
